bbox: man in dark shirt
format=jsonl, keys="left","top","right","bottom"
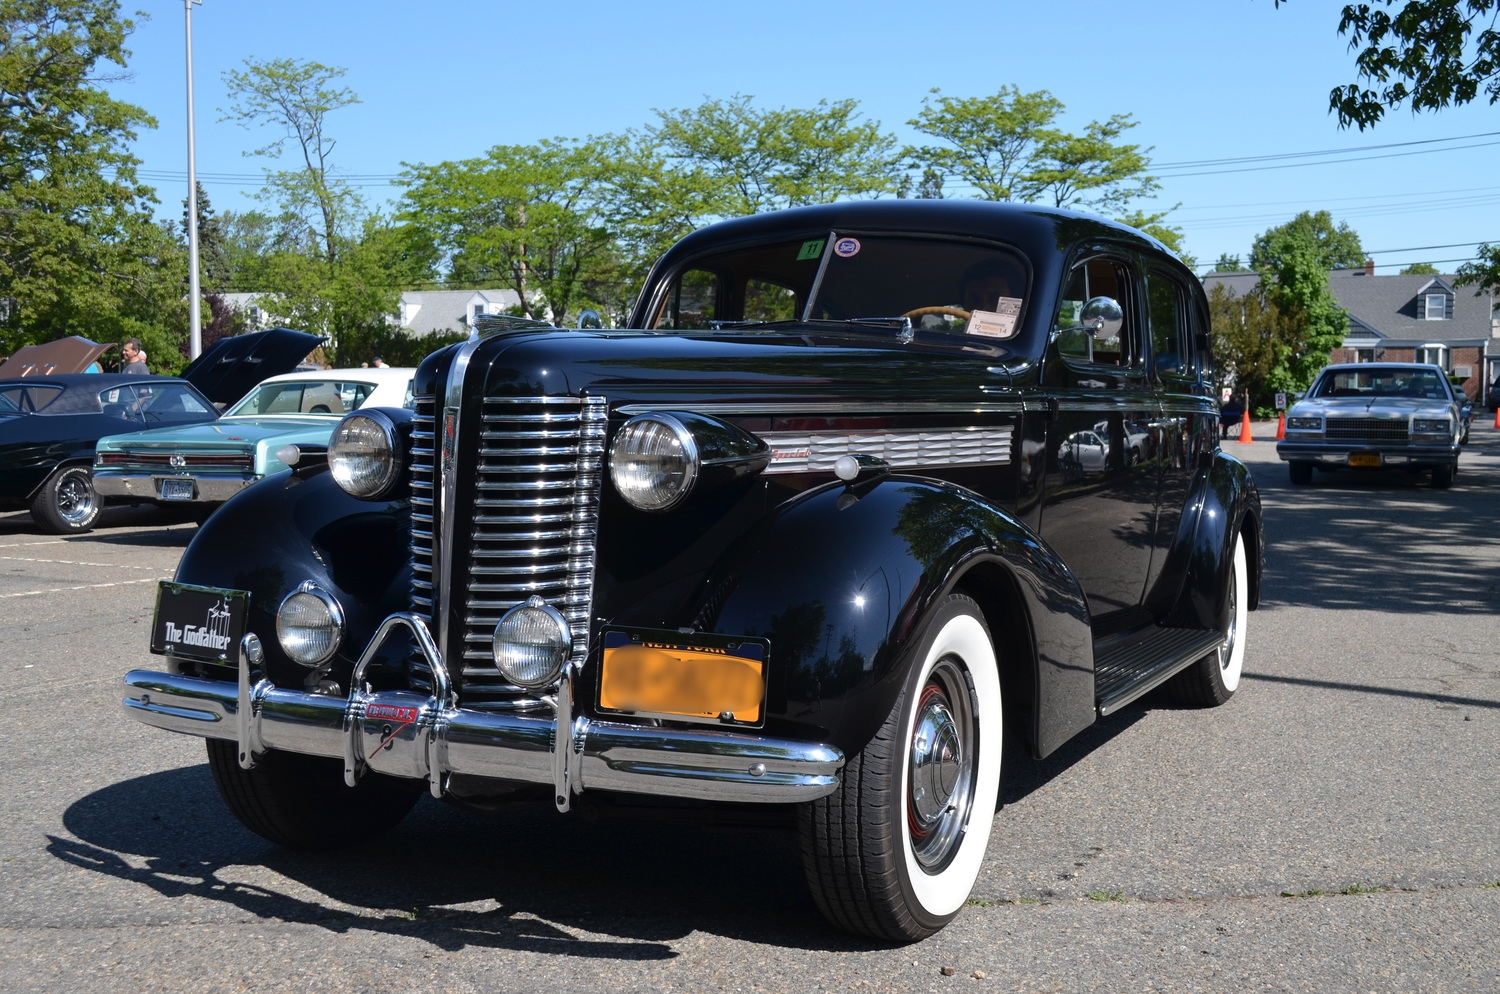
{"left": 121, "top": 338, "right": 148, "bottom": 375}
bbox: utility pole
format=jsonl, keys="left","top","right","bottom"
{"left": 185, "top": 0, "right": 203, "bottom": 359}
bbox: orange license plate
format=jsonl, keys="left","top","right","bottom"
{"left": 598, "top": 628, "right": 767, "bottom": 726}
{"left": 1349, "top": 453, "right": 1382, "bottom": 468}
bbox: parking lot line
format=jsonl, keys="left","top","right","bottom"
{"left": 0, "top": 577, "right": 166, "bottom": 599}
{"left": 0, "top": 556, "right": 159, "bottom": 570}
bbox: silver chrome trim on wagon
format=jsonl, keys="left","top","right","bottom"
{"left": 123, "top": 622, "right": 844, "bottom": 806}
{"left": 756, "top": 426, "right": 1014, "bottom": 474}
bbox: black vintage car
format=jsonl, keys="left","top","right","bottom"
{"left": 0, "top": 329, "right": 322, "bottom": 533}
{"left": 123, "top": 201, "right": 1263, "bottom": 942}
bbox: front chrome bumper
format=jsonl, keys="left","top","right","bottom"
{"left": 123, "top": 613, "right": 844, "bottom": 809}
{"left": 1274, "top": 441, "right": 1458, "bottom": 468}
{"left": 93, "top": 471, "right": 255, "bottom": 502}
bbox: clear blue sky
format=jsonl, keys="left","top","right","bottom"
{"left": 109, "top": 0, "right": 1500, "bottom": 275}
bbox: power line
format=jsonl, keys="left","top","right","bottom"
{"left": 1153, "top": 130, "right": 1500, "bottom": 169}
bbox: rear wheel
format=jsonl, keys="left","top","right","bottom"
{"left": 1431, "top": 463, "right": 1455, "bottom": 489}
{"left": 799, "top": 595, "right": 1002, "bottom": 942}
{"left": 1288, "top": 461, "right": 1313, "bottom": 485}
{"left": 206, "top": 739, "right": 420, "bottom": 849}
{"left": 30, "top": 465, "right": 101, "bottom": 534}
{"left": 1169, "top": 531, "right": 1248, "bottom": 708}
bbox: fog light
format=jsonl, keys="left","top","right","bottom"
{"left": 276, "top": 582, "right": 344, "bottom": 666}
{"left": 492, "top": 596, "right": 571, "bottom": 688}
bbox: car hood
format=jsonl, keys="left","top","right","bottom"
{"left": 0, "top": 336, "right": 114, "bottom": 376}
{"left": 1288, "top": 396, "right": 1456, "bottom": 420}
{"left": 180, "top": 328, "right": 326, "bottom": 406}
{"left": 96, "top": 416, "right": 337, "bottom": 450}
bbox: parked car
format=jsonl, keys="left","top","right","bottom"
{"left": 1276, "top": 362, "right": 1465, "bottom": 488}
{"left": 0, "top": 328, "right": 321, "bottom": 533}
{"left": 93, "top": 367, "right": 414, "bottom": 513}
{"left": 122, "top": 201, "right": 1263, "bottom": 942}
{"left": 0, "top": 335, "right": 115, "bottom": 376}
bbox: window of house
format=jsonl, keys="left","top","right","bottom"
{"left": 1425, "top": 292, "right": 1449, "bottom": 320}
{"left": 1356, "top": 348, "right": 1375, "bottom": 363}
{"left": 1416, "top": 345, "right": 1448, "bottom": 370}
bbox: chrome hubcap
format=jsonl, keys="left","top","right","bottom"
{"left": 1219, "top": 560, "right": 1238, "bottom": 672}
{"left": 57, "top": 474, "right": 95, "bottom": 524}
{"left": 907, "top": 656, "right": 976, "bottom": 871}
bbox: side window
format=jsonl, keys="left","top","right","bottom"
{"left": 1056, "top": 257, "right": 1136, "bottom": 367}
{"left": 1146, "top": 269, "right": 1191, "bottom": 381}
{"left": 743, "top": 278, "right": 798, "bottom": 322}
{"left": 656, "top": 269, "right": 718, "bottom": 329}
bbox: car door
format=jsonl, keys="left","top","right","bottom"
{"left": 1037, "top": 252, "right": 1160, "bottom": 634}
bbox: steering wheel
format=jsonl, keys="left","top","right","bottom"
{"left": 902, "top": 305, "right": 971, "bottom": 321}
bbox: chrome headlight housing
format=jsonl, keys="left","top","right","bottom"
{"left": 1286, "top": 416, "right": 1323, "bottom": 431}
{"left": 276, "top": 582, "right": 344, "bottom": 667}
{"left": 609, "top": 413, "right": 699, "bottom": 511}
{"left": 492, "top": 596, "right": 572, "bottom": 689}
{"left": 1412, "top": 418, "right": 1451, "bottom": 434}
{"left": 328, "top": 411, "right": 401, "bottom": 499}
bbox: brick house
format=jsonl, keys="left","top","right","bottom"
{"left": 1203, "top": 262, "right": 1498, "bottom": 403}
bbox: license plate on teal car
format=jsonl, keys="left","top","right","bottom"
{"left": 159, "top": 478, "right": 194, "bottom": 500}
{"left": 150, "top": 582, "right": 249, "bottom": 662}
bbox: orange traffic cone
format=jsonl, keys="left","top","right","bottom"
{"left": 1237, "top": 407, "right": 1254, "bottom": 444}
{"left": 1494, "top": 406, "right": 1499, "bottom": 430}
{"left": 1275, "top": 412, "right": 1286, "bottom": 440}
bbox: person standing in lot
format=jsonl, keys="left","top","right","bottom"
{"left": 121, "top": 339, "right": 148, "bottom": 374}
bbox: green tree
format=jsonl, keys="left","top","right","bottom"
{"left": 0, "top": 0, "right": 184, "bottom": 355}
{"left": 398, "top": 139, "right": 617, "bottom": 326}
{"left": 1248, "top": 211, "right": 1365, "bottom": 271}
{"left": 650, "top": 94, "right": 900, "bottom": 216}
{"left": 170, "top": 182, "right": 232, "bottom": 291}
{"left": 220, "top": 57, "right": 363, "bottom": 268}
{"left": 1400, "top": 261, "right": 1440, "bottom": 274}
{"left": 1207, "top": 281, "right": 1299, "bottom": 412}
{"left": 1259, "top": 233, "right": 1350, "bottom": 400}
{"left": 906, "top": 86, "right": 1064, "bottom": 201}
{"left": 1307, "top": 0, "right": 1500, "bottom": 129}
{"left": 1212, "top": 253, "right": 1246, "bottom": 272}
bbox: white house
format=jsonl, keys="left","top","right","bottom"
{"left": 397, "top": 289, "right": 523, "bottom": 336}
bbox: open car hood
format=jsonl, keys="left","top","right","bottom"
{"left": 180, "top": 328, "right": 326, "bottom": 406}
{"left": 0, "top": 336, "right": 115, "bottom": 376}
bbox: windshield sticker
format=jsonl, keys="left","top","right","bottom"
{"left": 796, "top": 239, "right": 826, "bottom": 261}
{"left": 965, "top": 297, "right": 1023, "bottom": 339}
{"left": 833, "top": 237, "right": 861, "bottom": 258}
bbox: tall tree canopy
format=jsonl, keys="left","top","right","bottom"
{"left": 1309, "top": 0, "right": 1500, "bottom": 129}
{"left": 0, "top": 0, "right": 182, "bottom": 356}
{"left": 1248, "top": 210, "right": 1366, "bottom": 271}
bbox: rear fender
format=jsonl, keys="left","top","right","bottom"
{"left": 1161, "top": 451, "right": 1263, "bottom": 631}
{"left": 693, "top": 476, "right": 1095, "bottom": 759}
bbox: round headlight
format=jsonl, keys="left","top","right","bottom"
{"left": 609, "top": 414, "right": 698, "bottom": 511}
{"left": 276, "top": 583, "right": 344, "bottom": 667}
{"left": 492, "top": 596, "right": 571, "bottom": 689}
{"left": 328, "top": 412, "right": 399, "bottom": 499}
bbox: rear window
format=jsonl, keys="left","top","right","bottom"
{"left": 0, "top": 384, "right": 63, "bottom": 413}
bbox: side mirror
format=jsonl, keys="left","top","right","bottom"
{"left": 1053, "top": 296, "right": 1123, "bottom": 341}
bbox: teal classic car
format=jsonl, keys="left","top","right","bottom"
{"left": 93, "top": 367, "right": 413, "bottom": 513}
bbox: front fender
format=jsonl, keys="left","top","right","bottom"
{"left": 693, "top": 476, "right": 1094, "bottom": 758}
{"left": 175, "top": 468, "right": 412, "bottom": 688}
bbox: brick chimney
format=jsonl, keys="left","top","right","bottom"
{"left": 1364, "top": 259, "right": 1375, "bottom": 276}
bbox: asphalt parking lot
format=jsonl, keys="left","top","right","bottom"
{"left": 1, "top": 425, "right": 1496, "bottom": 993}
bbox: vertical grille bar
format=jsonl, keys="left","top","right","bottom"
{"left": 407, "top": 396, "right": 437, "bottom": 695}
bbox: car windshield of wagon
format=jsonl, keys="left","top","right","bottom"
{"left": 652, "top": 235, "right": 1027, "bottom": 341}
{"left": 225, "top": 380, "right": 376, "bottom": 417}
{"left": 1311, "top": 368, "right": 1451, "bottom": 401}
{"left": 98, "top": 382, "right": 215, "bottom": 422}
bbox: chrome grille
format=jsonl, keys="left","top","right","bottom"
{"left": 1326, "top": 418, "right": 1408, "bottom": 444}
{"left": 457, "top": 396, "right": 607, "bottom": 708}
{"left": 407, "top": 396, "right": 437, "bottom": 694}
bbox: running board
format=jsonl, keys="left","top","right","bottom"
{"left": 1094, "top": 627, "right": 1225, "bottom": 717}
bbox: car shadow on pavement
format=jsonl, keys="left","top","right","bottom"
{"left": 50, "top": 764, "right": 898, "bottom": 955}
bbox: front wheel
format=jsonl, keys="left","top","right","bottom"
{"left": 1432, "top": 463, "right": 1455, "bottom": 489}
{"left": 1169, "top": 531, "right": 1248, "bottom": 707}
{"left": 799, "top": 594, "right": 1002, "bottom": 942}
{"left": 206, "top": 739, "right": 420, "bottom": 849}
{"left": 30, "top": 464, "right": 101, "bottom": 534}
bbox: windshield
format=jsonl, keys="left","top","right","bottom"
{"left": 225, "top": 380, "right": 376, "bottom": 417}
{"left": 652, "top": 234, "right": 1027, "bottom": 341}
{"left": 1311, "top": 367, "right": 1452, "bottom": 401}
{"left": 98, "top": 382, "right": 214, "bottom": 423}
